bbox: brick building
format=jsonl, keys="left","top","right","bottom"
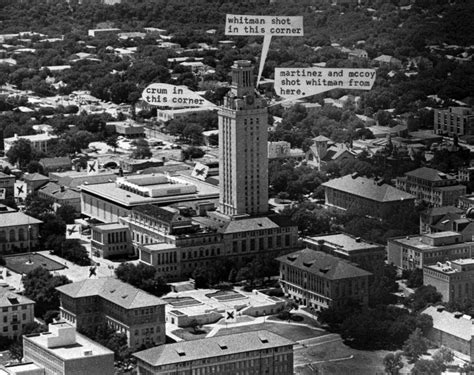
{"left": 395, "top": 167, "right": 466, "bottom": 207}
{"left": 134, "top": 330, "right": 294, "bottom": 375}
{"left": 322, "top": 174, "right": 415, "bottom": 218}
{"left": 277, "top": 248, "right": 371, "bottom": 311}
{"left": 56, "top": 278, "right": 166, "bottom": 349}
{"left": 424, "top": 259, "right": 474, "bottom": 303}
{"left": 387, "top": 231, "right": 474, "bottom": 271}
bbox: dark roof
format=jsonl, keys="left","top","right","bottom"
{"left": 277, "top": 248, "right": 372, "bottom": 280}
{"left": 322, "top": 175, "right": 415, "bottom": 202}
{"left": 39, "top": 156, "right": 72, "bottom": 169}
{"left": 423, "top": 206, "right": 464, "bottom": 218}
{"left": 133, "top": 330, "right": 294, "bottom": 366}
{"left": 405, "top": 167, "right": 456, "bottom": 182}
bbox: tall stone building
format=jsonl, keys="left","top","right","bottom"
{"left": 218, "top": 60, "right": 268, "bottom": 217}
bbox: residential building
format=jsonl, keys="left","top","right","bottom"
{"left": 23, "top": 322, "right": 114, "bottom": 375}
{"left": 134, "top": 330, "right": 294, "bottom": 375}
{"left": 372, "top": 55, "right": 402, "bottom": 68}
{"left": 0, "top": 205, "right": 41, "bottom": 253}
{"left": 302, "top": 233, "right": 385, "bottom": 271}
{"left": 424, "top": 259, "right": 474, "bottom": 303}
{"left": 434, "top": 107, "right": 474, "bottom": 137}
{"left": 218, "top": 60, "right": 268, "bottom": 217}
{"left": 80, "top": 172, "right": 219, "bottom": 223}
{"left": 387, "top": 231, "right": 474, "bottom": 271}
{"left": 105, "top": 121, "right": 144, "bottom": 138}
{"left": 0, "top": 173, "right": 15, "bottom": 199}
{"left": 305, "top": 135, "right": 356, "bottom": 170}
{"left": 56, "top": 278, "right": 166, "bottom": 349}
{"left": 4, "top": 133, "right": 57, "bottom": 154}
{"left": 0, "top": 286, "right": 34, "bottom": 339}
{"left": 322, "top": 174, "right": 415, "bottom": 218}
{"left": 90, "top": 223, "right": 133, "bottom": 258}
{"left": 121, "top": 205, "right": 298, "bottom": 281}
{"left": 396, "top": 167, "right": 466, "bottom": 207}
{"left": 422, "top": 305, "right": 474, "bottom": 362}
{"left": 277, "top": 248, "right": 371, "bottom": 311}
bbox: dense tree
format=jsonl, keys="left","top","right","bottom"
{"left": 411, "top": 359, "right": 442, "bottom": 375}
{"left": 131, "top": 138, "right": 152, "bottom": 159}
{"left": 403, "top": 328, "right": 428, "bottom": 362}
{"left": 115, "top": 263, "right": 170, "bottom": 297}
{"left": 383, "top": 351, "right": 404, "bottom": 375}
{"left": 407, "top": 285, "right": 443, "bottom": 311}
{"left": 22, "top": 267, "right": 71, "bottom": 318}
{"left": 6, "top": 139, "right": 37, "bottom": 169}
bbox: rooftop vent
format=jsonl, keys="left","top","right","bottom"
{"left": 319, "top": 267, "right": 330, "bottom": 273}
{"left": 454, "top": 312, "right": 463, "bottom": 319}
{"left": 436, "top": 306, "right": 445, "bottom": 312}
{"left": 176, "top": 348, "right": 186, "bottom": 357}
{"left": 259, "top": 336, "right": 269, "bottom": 344}
{"left": 303, "top": 261, "right": 314, "bottom": 267}
{"left": 218, "top": 343, "right": 228, "bottom": 350}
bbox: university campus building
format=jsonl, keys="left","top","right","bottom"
{"left": 134, "top": 330, "right": 294, "bottom": 375}
{"left": 395, "top": 167, "right": 466, "bottom": 207}
{"left": 277, "top": 248, "right": 371, "bottom": 311}
{"left": 387, "top": 231, "right": 474, "bottom": 271}
{"left": 56, "top": 278, "right": 166, "bottom": 349}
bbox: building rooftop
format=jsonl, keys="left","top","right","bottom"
{"left": 92, "top": 223, "right": 128, "bottom": 231}
{"left": 0, "top": 287, "right": 34, "bottom": 306}
{"left": 24, "top": 323, "right": 113, "bottom": 360}
{"left": 56, "top": 278, "right": 166, "bottom": 309}
{"left": 277, "top": 248, "right": 371, "bottom": 280}
{"left": 404, "top": 167, "right": 456, "bottom": 182}
{"left": 422, "top": 306, "right": 473, "bottom": 342}
{"left": 322, "top": 175, "right": 415, "bottom": 202}
{"left": 304, "top": 233, "right": 382, "bottom": 252}
{"left": 23, "top": 172, "right": 49, "bottom": 182}
{"left": 0, "top": 211, "right": 42, "bottom": 228}
{"left": 81, "top": 172, "right": 218, "bottom": 207}
{"left": 133, "top": 330, "right": 294, "bottom": 366}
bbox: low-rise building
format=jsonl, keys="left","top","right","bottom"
{"left": 422, "top": 305, "right": 474, "bottom": 362}
{"left": 134, "top": 330, "right": 294, "bottom": 375}
{"left": 90, "top": 223, "right": 133, "bottom": 258}
{"left": 396, "top": 167, "right": 466, "bottom": 207}
{"left": 302, "top": 233, "right": 385, "bottom": 271}
{"left": 23, "top": 173, "right": 49, "bottom": 196}
{"left": 322, "top": 174, "right": 415, "bottom": 218}
{"left": 387, "top": 231, "right": 474, "bottom": 271}
{"left": 419, "top": 206, "right": 464, "bottom": 234}
{"left": 424, "top": 259, "right": 474, "bottom": 303}
{"left": 0, "top": 205, "right": 42, "bottom": 253}
{"left": 56, "top": 278, "right": 166, "bottom": 349}
{"left": 305, "top": 136, "right": 355, "bottom": 170}
{"left": 434, "top": 107, "right": 474, "bottom": 137}
{"left": 38, "top": 157, "right": 72, "bottom": 174}
{"left": 4, "top": 133, "right": 58, "bottom": 154}
{"left": 277, "top": 248, "right": 371, "bottom": 311}
{"left": 37, "top": 182, "right": 81, "bottom": 212}
{"left": 0, "top": 286, "right": 34, "bottom": 339}
{"left": 23, "top": 322, "right": 114, "bottom": 375}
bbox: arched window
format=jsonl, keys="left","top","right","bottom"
{"left": 9, "top": 230, "right": 15, "bottom": 242}
{"left": 0, "top": 231, "right": 5, "bottom": 242}
{"left": 18, "top": 228, "right": 25, "bottom": 241}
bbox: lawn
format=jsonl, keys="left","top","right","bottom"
{"left": 215, "top": 322, "right": 326, "bottom": 342}
{"left": 295, "top": 338, "right": 389, "bottom": 375}
{"left": 4, "top": 253, "right": 66, "bottom": 274}
{"left": 171, "top": 327, "right": 212, "bottom": 341}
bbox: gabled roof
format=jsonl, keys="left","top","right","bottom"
{"left": 0, "top": 287, "right": 34, "bottom": 307}
{"left": 322, "top": 174, "right": 415, "bottom": 202}
{"left": 133, "top": 330, "right": 294, "bottom": 366}
{"left": 56, "top": 278, "right": 166, "bottom": 309}
{"left": 277, "top": 248, "right": 371, "bottom": 280}
{"left": 39, "top": 156, "right": 72, "bottom": 169}
{"left": 23, "top": 173, "right": 49, "bottom": 182}
{"left": 0, "top": 211, "right": 42, "bottom": 227}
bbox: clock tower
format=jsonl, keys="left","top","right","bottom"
{"left": 218, "top": 60, "right": 269, "bottom": 217}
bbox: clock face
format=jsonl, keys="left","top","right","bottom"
{"left": 246, "top": 95, "right": 255, "bottom": 105}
